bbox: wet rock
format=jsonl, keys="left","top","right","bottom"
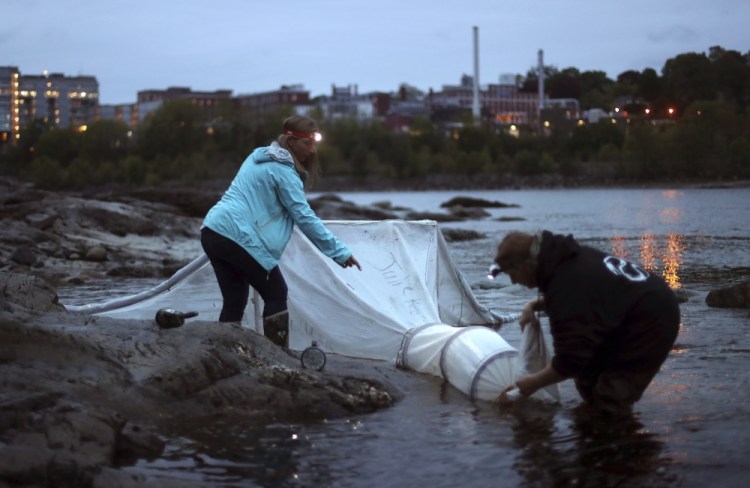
{"left": 446, "top": 205, "right": 490, "bottom": 218}
{"left": 25, "top": 212, "right": 61, "bottom": 230}
{"left": 66, "top": 275, "right": 88, "bottom": 285}
{"left": 0, "top": 400, "right": 127, "bottom": 487}
{"left": 0, "top": 444, "right": 55, "bottom": 485}
{"left": 85, "top": 245, "right": 108, "bottom": 262}
{"left": 370, "top": 200, "right": 409, "bottom": 211}
{"left": 116, "top": 423, "right": 166, "bottom": 463}
{"left": 308, "top": 194, "right": 399, "bottom": 220}
{"left": 96, "top": 186, "right": 222, "bottom": 219}
{"left": 92, "top": 468, "right": 206, "bottom": 488}
{"left": 404, "top": 210, "right": 463, "bottom": 222}
{"left": 0, "top": 178, "right": 412, "bottom": 485}
{"left": 440, "top": 196, "right": 520, "bottom": 209}
{"left": 706, "top": 280, "right": 750, "bottom": 309}
{"left": 10, "top": 245, "right": 38, "bottom": 266}
{"left": 0, "top": 179, "right": 203, "bottom": 287}
{"left": 674, "top": 288, "right": 693, "bottom": 304}
{"left": 0, "top": 280, "right": 403, "bottom": 485}
{"left": 441, "top": 228, "right": 487, "bottom": 242}
{"left": 0, "top": 271, "right": 64, "bottom": 314}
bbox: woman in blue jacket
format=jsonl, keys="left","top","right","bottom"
{"left": 201, "top": 115, "right": 361, "bottom": 347}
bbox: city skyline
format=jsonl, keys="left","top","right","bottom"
{"left": 4, "top": 0, "right": 748, "bottom": 105}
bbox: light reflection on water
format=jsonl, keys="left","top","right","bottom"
{"left": 611, "top": 232, "right": 686, "bottom": 289}
{"left": 72, "top": 187, "right": 750, "bottom": 487}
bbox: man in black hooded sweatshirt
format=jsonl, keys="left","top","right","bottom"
{"left": 492, "top": 230, "right": 680, "bottom": 415}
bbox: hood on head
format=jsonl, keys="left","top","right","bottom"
{"left": 536, "top": 230, "right": 580, "bottom": 288}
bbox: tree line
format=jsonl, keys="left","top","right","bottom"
{"left": 2, "top": 45, "right": 749, "bottom": 190}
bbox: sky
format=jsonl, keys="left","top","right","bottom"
{"left": 3, "top": 0, "right": 748, "bottom": 105}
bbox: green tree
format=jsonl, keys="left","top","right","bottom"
{"left": 638, "top": 68, "right": 662, "bottom": 106}
{"left": 661, "top": 52, "right": 716, "bottom": 112}
{"left": 546, "top": 67, "right": 581, "bottom": 99}
{"left": 22, "top": 156, "right": 65, "bottom": 189}
{"left": 80, "top": 120, "right": 131, "bottom": 163}
{"left": 708, "top": 46, "right": 750, "bottom": 114}
{"left": 6, "top": 119, "right": 53, "bottom": 171}
{"left": 136, "top": 100, "right": 209, "bottom": 160}
{"left": 728, "top": 136, "right": 750, "bottom": 177}
{"left": 34, "top": 127, "right": 81, "bottom": 166}
{"left": 620, "top": 124, "right": 665, "bottom": 180}
{"left": 579, "top": 70, "right": 615, "bottom": 110}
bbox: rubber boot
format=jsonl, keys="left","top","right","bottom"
{"left": 263, "top": 311, "right": 289, "bottom": 348}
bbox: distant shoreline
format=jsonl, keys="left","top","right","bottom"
{"left": 310, "top": 174, "right": 750, "bottom": 193}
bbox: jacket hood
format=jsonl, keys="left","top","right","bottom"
{"left": 252, "top": 142, "right": 294, "bottom": 166}
{"left": 251, "top": 142, "right": 308, "bottom": 182}
{"left": 536, "top": 230, "right": 580, "bottom": 289}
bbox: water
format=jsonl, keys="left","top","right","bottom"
{"left": 73, "top": 187, "right": 750, "bottom": 487}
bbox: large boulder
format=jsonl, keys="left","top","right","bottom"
{"left": 1, "top": 272, "right": 65, "bottom": 314}
{"left": 705, "top": 280, "right": 750, "bottom": 309}
{"left": 0, "top": 270, "right": 405, "bottom": 486}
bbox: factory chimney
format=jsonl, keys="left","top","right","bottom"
{"left": 472, "top": 26, "right": 480, "bottom": 122}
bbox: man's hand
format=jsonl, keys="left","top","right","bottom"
{"left": 519, "top": 299, "right": 541, "bottom": 331}
{"left": 517, "top": 365, "right": 565, "bottom": 398}
{"left": 515, "top": 375, "right": 538, "bottom": 397}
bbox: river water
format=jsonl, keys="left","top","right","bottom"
{"left": 64, "top": 187, "right": 750, "bottom": 487}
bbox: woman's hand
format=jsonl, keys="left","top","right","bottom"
{"left": 343, "top": 255, "right": 362, "bottom": 271}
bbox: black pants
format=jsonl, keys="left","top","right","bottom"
{"left": 574, "top": 291, "right": 680, "bottom": 415}
{"left": 200, "top": 227, "right": 288, "bottom": 322}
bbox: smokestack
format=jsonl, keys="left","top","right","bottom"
{"left": 472, "top": 26, "right": 480, "bottom": 122}
{"left": 537, "top": 49, "right": 545, "bottom": 112}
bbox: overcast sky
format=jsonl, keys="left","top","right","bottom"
{"left": 3, "top": 0, "right": 748, "bottom": 104}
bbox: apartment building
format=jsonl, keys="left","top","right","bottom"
{"left": 98, "top": 103, "right": 139, "bottom": 128}
{"left": 0, "top": 66, "right": 20, "bottom": 145}
{"left": 136, "top": 86, "right": 232, "bottom": 123}
{"left": 17, "top": 71, "right": 99, "bottom": 130}
{"left": 235, "top": 84, "right": 311, "bottom": 114}
{"left": 318, "top": 84, "right": 376, "bottom": 121}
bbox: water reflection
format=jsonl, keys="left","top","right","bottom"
{"left": 129, "top": 417, "right": 321, "bottom": 486}
{"left": 507, "top": 404, "right": 673, "bottom": 487}
{"left": 610, "top": 233, "right": 685, "bottom": 289}
{"left": 662, "top": 234, "right": 685, "bottom": 289}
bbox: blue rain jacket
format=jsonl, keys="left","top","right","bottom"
{"left": 202, "top": 143, "right": 352, "bottom": 271}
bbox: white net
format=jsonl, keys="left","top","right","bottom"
{"left": 66, "top": 220, "right": 556, "bottom": 401}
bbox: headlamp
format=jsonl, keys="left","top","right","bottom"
{"left": 487, "top": 258, "right": 527, "bottom": 279}
{"left": 284, "top": 129, "right": 323, "bottom": 142}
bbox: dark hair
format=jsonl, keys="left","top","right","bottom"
{"left": 278, "top": 115, "right": 320, "bottom": 186}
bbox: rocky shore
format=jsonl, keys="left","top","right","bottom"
{"left": 0, "top": 177, "right": 504, "bottom": 487}
{"left": 2, "top": 176, "right": 748, "bottom": 487}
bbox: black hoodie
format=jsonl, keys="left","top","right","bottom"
{"left": 536, "top": 231, "right": 680, "bottom": 379}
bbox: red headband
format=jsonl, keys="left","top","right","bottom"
{"left": 284, "top": 129, "right": 322, "bottom": 142}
